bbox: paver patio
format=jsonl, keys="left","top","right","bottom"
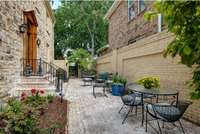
{"left": 65, "top": 79, "right": 200, "bottom": 134}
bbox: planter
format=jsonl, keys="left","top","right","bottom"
{"left": 112, "top": 84, "right": 124, "bottom": 96}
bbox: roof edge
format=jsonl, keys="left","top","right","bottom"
{"left": 104, "top": 0, "right": 123, "bottom": 20}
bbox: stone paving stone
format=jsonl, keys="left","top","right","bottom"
{"left": 65, "top": 79, "right": 200, "bottom": 134}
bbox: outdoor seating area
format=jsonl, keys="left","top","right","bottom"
{"left": 74, "top": 72, "right": 196, "bottom": 134}
{"left": 66, "top": 79, "right": 200, "bottom": 134}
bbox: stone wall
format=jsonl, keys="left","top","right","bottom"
{"left": 0, "top": 1, "right": 54, "bottom": 101}
{"left": 96, "top": 30, "right": 200, "bottom": 124}
{"left": 53, "top": 60, "right": 68, "bottom": 77}
{"left": 108, "top": 1, "right": 158, "bottom": 49}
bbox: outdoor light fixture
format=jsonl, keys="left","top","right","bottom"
{"left": 46, "top": 43, "right": 49, "bottom": 48}
{"left": 36, "top": 38, "right": 41, "bottom": 47}
{"left": 19, "top": 24, "right": 27, "bottom": 33}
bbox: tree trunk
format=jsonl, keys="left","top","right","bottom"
{"left": 91, "top": 20, "right": 96, "bottom": 57}
{"left": 91, "top": 33, "right": 95, "bottom": 57}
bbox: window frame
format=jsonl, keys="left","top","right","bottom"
{"left": 138, "top": 0, "right": 146, "bottom": 14}
{"left": 158, "top": 14, "right": 162, "bottom": 32}
{"left": 158, "top": 14, "right": 165, "bottom": 32}
{"left": 128, "top": 0, "right": 136, "bottom": 21}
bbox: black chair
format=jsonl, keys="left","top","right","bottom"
{"left": 118, "top": 91, "right": 143, "bottom": 124}
{"left": 93, "top": 78, "right": 107, "bottom": 98}
{"left": 104, "top": 73, "right": 113, "bottom": 92}
{"left": 146, "top": 100, "right": 192, "bottom": 134}
{"left": 81, "top": 71, "right": 95, "bottom": 86}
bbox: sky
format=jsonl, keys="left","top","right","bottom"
{"left": 52, "top": 0, "right": 61, "bottom": 9}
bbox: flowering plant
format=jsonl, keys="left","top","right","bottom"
{"left": 21, "top": 92, "right": 27, "bottom": 101}
{"left": 137, "top": 77, "right": 160, "bottom": 89}
{"left": 20, "top": 89, "right": 46, "bottom": 108}
{"left": 31, "top": 88, "right": 36, "bottom": 95}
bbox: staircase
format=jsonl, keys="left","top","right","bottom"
{"left": 16, "top": 76, "right": 57, "bottom": 96}
{"left": 16, "top": 59, "right": 68, "bottom": 102}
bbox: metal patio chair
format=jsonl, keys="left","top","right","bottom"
{"left": 118, "top": 91, "right": 143, "bottom": 124}
{"left": 81, "top": 71, "right": 95, "bottom": 86}
{"left": 146, "top": 100, "right": 192, "bottom": 134}
{"left": 92, "top": 72, "right": 111, "bottom": 98}
{"left": 93, "top": 78, "right": 107, "bottom": 98}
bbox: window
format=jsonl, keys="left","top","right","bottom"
{"left": 158, "top": 14, "right": 165, "bottom": 32}
{"left": 128, "top": 0, "right": 136, "bottom": 20}
{"left": 158, "top": 14, "right": 162, "bottom": 32}
{"left": 138, "top": 0, "right": 146, "bottom": 13}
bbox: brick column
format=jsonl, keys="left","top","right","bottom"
{"left": 111, "top": 49, "right": 118, "bottom": 74}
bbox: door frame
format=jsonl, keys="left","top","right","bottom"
{"left": 23, "top": 11, "right": 38, "bottom": 72}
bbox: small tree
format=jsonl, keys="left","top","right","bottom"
{"left": 146, "top": 1, "right": 200, "bottom": 99}
{"left": 67, "top": 49, "right": 96, "bottom": 74}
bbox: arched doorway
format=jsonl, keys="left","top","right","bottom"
{"left": 23, "top": 11, "right": 38, "bottom": 73}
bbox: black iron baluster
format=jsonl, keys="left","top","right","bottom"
{"left": 61, "top": 78, "right": 63, "bottom": 103}
{"left": 23, "top": 59, "right": 24, "bottom": 75}
{"left": 38, "top": 58, "right": 42, "bottom": 76}
{"left": 32, "top": 59, "right": 33, "bottom": 75}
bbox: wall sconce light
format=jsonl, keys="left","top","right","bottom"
{"left": 36, "top": 38, "right": 41, "bottom": 47}
{"left": 19, "top": 24, "right": 27, "bottom": 33}
{"left": 46, "top": 43, "right": 49, "bottom": 48}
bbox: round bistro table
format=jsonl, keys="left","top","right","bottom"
{"left": 127, "top": 83, "right": 179, "bottom": 126}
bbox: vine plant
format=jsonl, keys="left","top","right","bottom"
{"left": 145, "top": 1, "right": 200, "bottom": 99}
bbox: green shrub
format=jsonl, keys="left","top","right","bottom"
{"left": 25, "top": 90, "right": 48, "bottom": 116}
{"left": 0, "top": 89, "right": 53, "bottom": 134}
{"left": 138, "top": 77, "right": 160, "bottom": 89}
{"left": 47, "top": 95, "right": 54, "bottom": 103}
{"left": 112, "top": 75, "right": 127, "bottom": 86}
{"left": 2, "top": 98, "right": 40, "bottom": 134}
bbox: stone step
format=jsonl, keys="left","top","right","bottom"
{"left": 19, "top": 74, "right": 55, "bottom": 80}
{"left": 15, "top": 75, "right": 59, "bottom": 97}
{"left": 19, "top": 76, "right": 56, "bottom": 83}
{"left": 15, "top": 86, "right": 57, "bottom": 96}
{"left": 16, "top": 83, "right": 56, "bottom": 88}
{"left": 18, "top": 81, "right": 50, "bottom": 85}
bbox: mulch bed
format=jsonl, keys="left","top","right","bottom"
{"left": 39, "top": 97, "right": 68, "bottom": 134}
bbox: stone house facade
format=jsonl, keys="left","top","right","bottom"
{"left": 0, "top": 1, "right": 55, "bottom": 101}
{"left": 97, "top": 0, "right": 200, "bottom": 124}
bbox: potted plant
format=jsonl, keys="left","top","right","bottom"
{"left": 137, "top": 76, "right": 160, "bottom": 89}
{"left": 111, "top": 75, "right": 127, "bottom": 96}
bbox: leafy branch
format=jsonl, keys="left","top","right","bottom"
{"left": 146, "top": 1, "right": 200, "bottom": 99}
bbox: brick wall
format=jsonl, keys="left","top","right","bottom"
{"left": 97, "top": 53, "right": 112, "bottom": 73}
{"left": 108, "top": 1, "right": 157, "bottom": 49}
{"left": 96, "top": 30, "right": 200, "bottom": 124}
{"left": 0, "top": 1, "right": 54, "bottom": 100}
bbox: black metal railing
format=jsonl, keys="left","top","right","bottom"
{"left": 22, "top": 58, "right": 68, "bottom": 102}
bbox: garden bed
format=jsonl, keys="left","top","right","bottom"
{"left": 0, "top": 89, "right": 68, "bottom": 134}
{"left": 39, "top": 97, "right": 68, "bottom": 134}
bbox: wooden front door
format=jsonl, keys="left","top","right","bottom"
{"left": 23, "top": 11, "right": 38, "bottom": 73}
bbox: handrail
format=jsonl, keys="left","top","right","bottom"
{"left": 22, "top": 58, "right": 68, "bottom": 102}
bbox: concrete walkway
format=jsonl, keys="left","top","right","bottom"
{"left": 65, "top": 79, "right": 200, "bottom": 134}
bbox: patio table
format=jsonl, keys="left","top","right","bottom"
{"left": 127, "top": 83, "right": 179, "bottom": 126}
{"left": 82, "top": 75, "right": 95, "bottom": 86}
